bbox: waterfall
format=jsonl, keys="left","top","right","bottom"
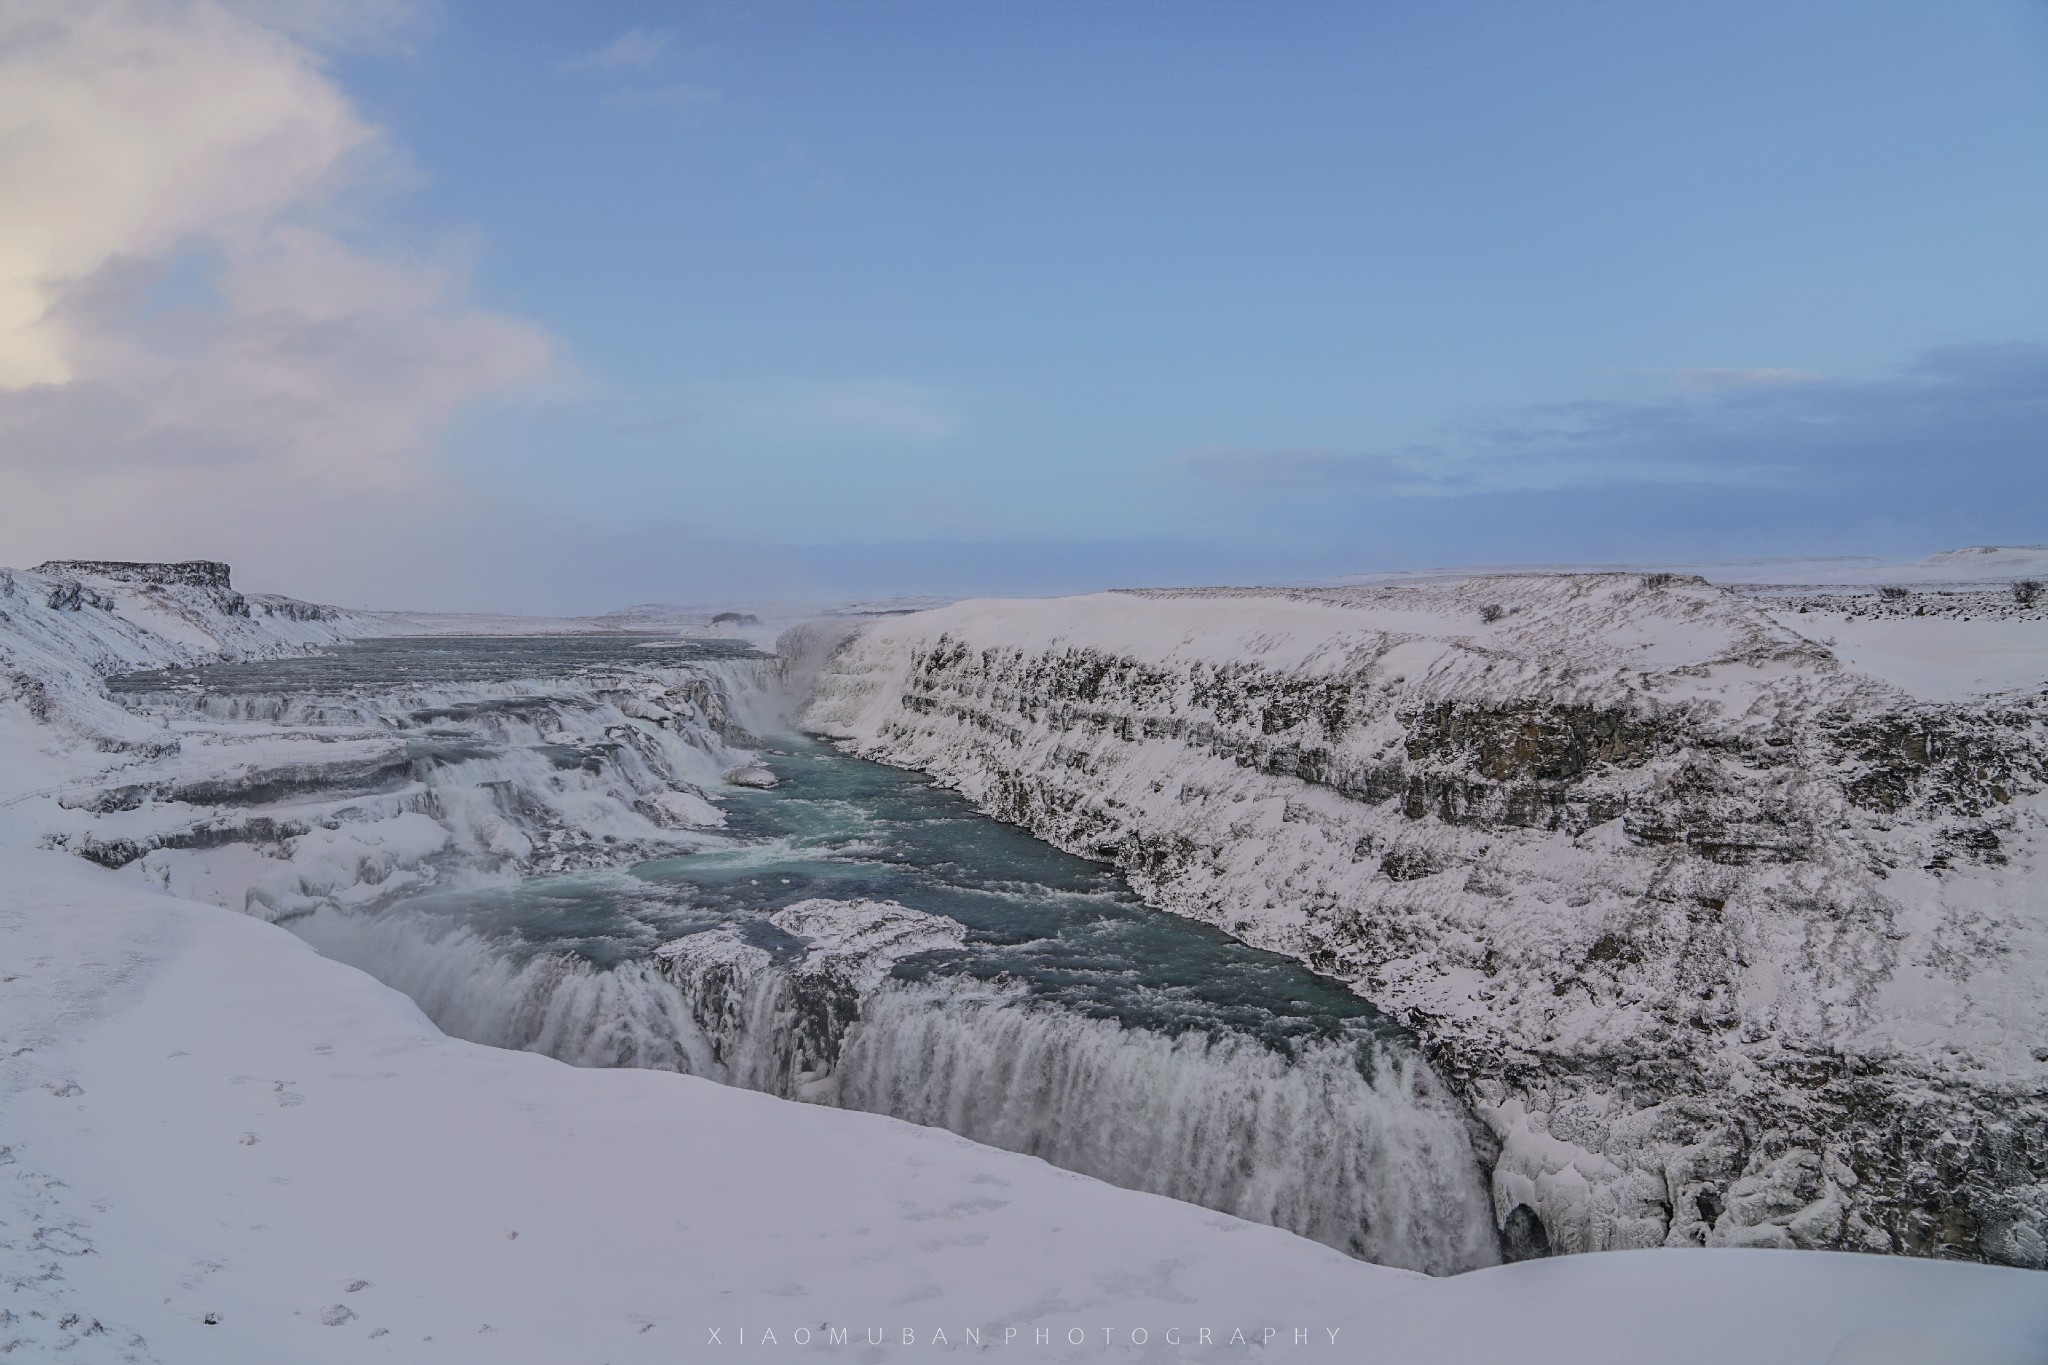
{"left": 833, "top": 982, "right": 1495, "bottom": 1274}
{"left": 289, "top": 898, "right": 1501, "bottom": 1276}
{"left": 126, "top": 635, "right": 1504, "bottom": 1278}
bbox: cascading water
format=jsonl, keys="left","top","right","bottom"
{"left": 833, "top": 982, "right": 1489, "bottom": 1270}
{"left": 111, "top": 635, "right": 1504, "bottom": 1276}
{"left": 292, "top": 892, "right": 1498, "bottom": 1275}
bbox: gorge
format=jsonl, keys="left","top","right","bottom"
{"left": 3, "top": 557, "right": 2045, "bottom": 1362}
{"left": 64, "top": 600, "right": 1505, "bottom": 1276}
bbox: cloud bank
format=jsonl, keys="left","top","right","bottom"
{"left": 1191, "top": 344, "right": 2046, "bottom": 502}
{"left": 0, "top": 0, "right": 552, "bottom": 593}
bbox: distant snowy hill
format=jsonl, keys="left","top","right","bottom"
{"left": 357, "top": 595, "right": 957, "bottom": 644}
{"left": 1333, "top": 543, "right": 2048, "bottom": 590}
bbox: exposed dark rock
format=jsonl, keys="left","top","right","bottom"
{"left": 1500, "top": 1203, "right": 1551, "bottom": 1261}
{"left": 1831, "top": 707, "right": 2042, "bottom": 817}
{"left": 1379, "top": 846, "right": 1447, "bottom": 881}
{"left": 59, "top": 815, "right": 312, "bottom": 870}
{"left": 43, "top": 579, "right": 115, "bottom": 613}
{"left": 34, "top": 559, "right": 234, "bottom": 590}
{"left": 166, "top": 753, "right": 416, "bottom": 808}
{"left": 250, "top": 594, "right": 339, "bottom": 622}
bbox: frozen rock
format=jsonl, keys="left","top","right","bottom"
{"left": 721, "top": 763, "right": 779, "bottom": 788}
{"left": 649, "top": 788, "right": 726, "bottom": 829}
{"left": 769, "top": 897, "right": 969, "bottom": 991}
{"left": 1, "top": 558, "right": 774, "bottom": 921}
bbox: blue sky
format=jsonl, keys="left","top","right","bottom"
{"left": 4, "top": 0, "right": 2044, "bottom": 608}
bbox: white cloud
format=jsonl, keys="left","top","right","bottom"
{"left": 0, "top": 0, "right": 553, "bottom": 584}
{"left": 0, "top": 0, "right": 372, "bottom": 386}
{"left": 567, "top": 27, "right": 717, "bottom": 122}
{"left": 565, "top": 26, "right": 672, "bottom": 72}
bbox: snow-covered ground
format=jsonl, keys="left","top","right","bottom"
{"left": 4, "top": 558, "right": 2046, "bottom": 1362}
{"left": 1332, "top": 543, "right": 2048, "bottom": 591}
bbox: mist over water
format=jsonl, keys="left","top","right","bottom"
{"left": 107, "top": 634, "right": 771, "bottom": 694}
{"left": 128, "top": 638, "right": 1502, "bottom": 1274}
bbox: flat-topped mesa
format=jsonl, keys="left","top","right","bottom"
{"left": 33, "top": 559, "right": 235, "bottom": 590}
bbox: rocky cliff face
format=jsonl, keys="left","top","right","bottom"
{"left": 32, "top": 558, "right": 236, "bottom": 590}
{"left": 793, "top": 575, "right": 2048, "bottom": 1268}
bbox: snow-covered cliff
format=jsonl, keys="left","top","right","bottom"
{"left": 0, "top": 560, "right": 362, "bottom": 762}
{"left": 0, "top": 561, "right": 769, "bottom": 921}
{"left": 794, "top": 574, "right": 2048, "bottom": 1268}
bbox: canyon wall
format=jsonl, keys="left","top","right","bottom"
{"left": 0, "top": 567, "right": 1500, "bottom": 1273}
{"left": 794, "top": 575, "right": 2048, "bottom": 1267}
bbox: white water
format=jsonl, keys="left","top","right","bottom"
{"left": 292, "top": 903, "right": 1501, "bottom": 1275}
{"left": 291, "top": 910, "right": 715, "bottom": 1074}
{"left": 837, "top": 981, "right": 1497, "bottom": 1271}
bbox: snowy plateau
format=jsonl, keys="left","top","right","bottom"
{"left": 0, "top": 557, "right": 2045, "bottom": 1363}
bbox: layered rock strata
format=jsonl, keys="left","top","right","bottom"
{"left": 793, "top": 575, "right": 2048, "bottom": 1267}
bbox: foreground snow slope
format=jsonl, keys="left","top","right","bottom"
{"left": 796, "top": 576, "right": 2048, "bottom": 1266}
{"left": 0, "top": 848, "right": 1410, "bottom": 1363}
{"left": 7, "top": 848, "right": 2045, "bottom": 1365}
